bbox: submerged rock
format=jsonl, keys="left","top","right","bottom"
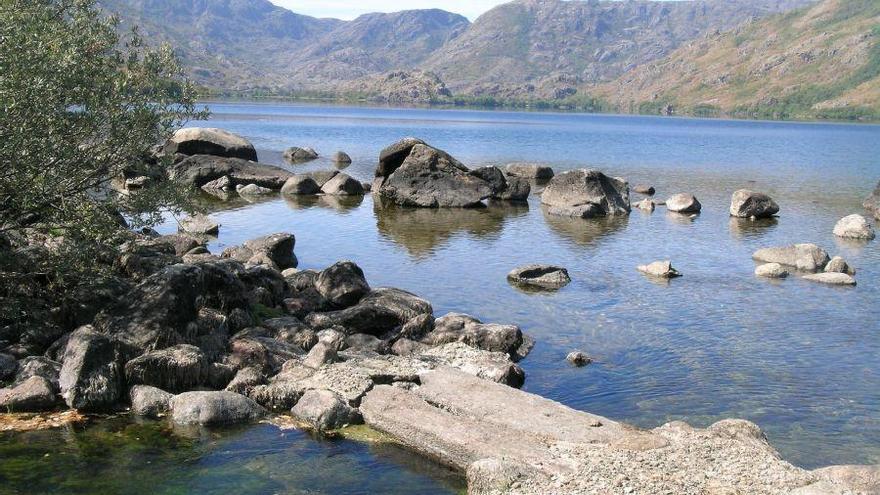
{"left": 729, "top": 190, "right": 779, "bottom": 218}
{"left": 541, "top": 169, "right": 630, "bottom": 218}
{"left": 633, "top": 184, "right": 656, "bottom": 195}
{"left": 236, "top": 183, "right": 274, "bottom": 196}
{"left": 283, "top": 147, "right": 319, "bottom": 163}
{"left": 637, "top": 260, "right": 682, "bottom": 279}
{"left": 802, "top": 272, "right": 856, "bottom": 286}
{"left": 170, "top": 391, "right": 266, "bottom": 425}
{"left": 507, "top": 265, "right": 571, "bottom": 290}
{"left": 755, "top": 263, "right": 789, "bottom": 279}
{"left": 291, "top": 389, "right": 362, "bottom": 431}
{"left": 833, "top": 214, "right": 875, "bottom": 240}
{"left": 164, "top": 128, "right": 257, "bottom": 161}
{"left": 752, "top": 244, "right": 830, "bottom": 272}
{"left": 864, "top": 180, "right": 880, "bottom": 219}
{"left": 666, "top": 193, "right": 702, "bottom": 214}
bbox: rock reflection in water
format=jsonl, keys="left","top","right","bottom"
{"left": 729, "top": 216, "right": 779, "bottom": 239}
{"left": 283, "top": 194, "right": 364, "bottom": 213}
{"left": 541, "top": 206, "right": 628, "bottom": 247}
{"left": 374, "top": 198, "right": 529, "bottom": 257}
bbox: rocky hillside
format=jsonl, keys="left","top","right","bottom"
{"left": 101, "top": 0, "right": 813, "bottom": 97}
{"left": 595, "top": 0, "right": 880, "bottom": 120}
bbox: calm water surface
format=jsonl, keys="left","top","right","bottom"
{"left": 4, "top": 103, "right": 878, "bottom": 494}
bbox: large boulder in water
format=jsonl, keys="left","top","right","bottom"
{"left": 377, "top": 144, "right": 493, "bottom": 208}
{"left": 170, "top": 391, "right": 266, "bottom": 425}
{"left": 507, "top": 265, "right": 571, "bottom": 290}
{"left": 729, "top": 190, "right": 779, "bottom": 218}
{"left": 124, "top": 345, "right": 208, "bottom": 393}
{"left": 833, "top": 214, "right": 875, "bottom": 240}
{"left": 59, "top": 326, "right": 123, "bottom": 411}
{"left": 283, "top": 147, "right": 319, "bottom": 163}
{"left": 376, "top": 137, "right": 426, "bottom": 178}
{"left": 170, "top": 155, "right": 293, "bottom": 189}
{"left": 164, "top": 128, "right": 257, "bottom": 161}
{"left": 752, "top": 243, "right": 830, "bottom": 272}
{"left": 541, "top": 169, "right": 630, "bottom": 218}
{"left": 666, "top": 193, "right": 702, "bottom": 214}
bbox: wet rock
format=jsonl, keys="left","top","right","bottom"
{"left": 633, "top": 184, "right": 655, "bottom": 195}
{"left": 13, "top": 356, "right": 61, "bottom": 389}
{"left": 507, "top": 265, "right": 571, "bottom": 289}
{"left": 802, "top": 272, "right": 856, "bottom": 286}
{"left": 170, "top": 391, "right": 266, "bottom": 425}
{"left": 129, "top": 385, "right": 173, "bottom": 418}
{"left": 315, "top": 261, "right": 370, "bottom": 308}
{"left": 124, "top": 344, "right": 207, "bottom": 393}
{"left": 541, "top": 169, "right": 630, "bottom": 218}
{"left": 0, "top": 376, "right": 57, "bottom": 412}
{"left": 59, "top": 326, "right": 123, "bottom": 411}
{"left": 833, "top": 214, "right": 875, "bottom": 240}
{"left": 283, "top": 147, "right": 318, "bottom": 163}
{"left": 752, "top": 244, "right": 830, "bottom": 272}
{"left": 566, "top": 351, "right": 592, "bottom": 367}
{"left": 179, "top": 214, "right": 219, "bottom": 235}
{"left": 222, "top": 233, "right": 297, "bottom": 271}
{"left": 633, "top": 198, "right": 655, "bottom": 212}
{"left": 755, "top": 263, "right": 788, "bottom": 278}
{"left": 0, "top": 353, "right": 16, "bottom": 382}
{"left": 825, "top": 256, "right": 856, "bottom": 276}
{"left": 281, "top": 175, "right": 321, "bottom": 195}
{"left": 236, "top": 183, "right": 274, "bottom": 196}
{"left": 504, "top": 163, "right": 554, "bottom": 180}
{"left": 666, "top": 193, "right": 702, "bottom": 214}
{"left": 377, "top": 143, "right": 493, "bottom": 208}
{"left": 164, "top": 128, "right": 257, "bottom": 161}
{"left": 376, "top": 137, "right": 426, "bottom": 179}
{"left": 637, "top": 260, "right": 682, "bottom": 279}
{"left": 291, "top": 389, "right": 363, "bottom": 431}
{"left": 303, "top": 342, "right": 338, "bottom": 369}
{"left": 729, "top": 190, "right": 779, "bottom": 218}
{"left": 170, "top": 155, "right": 293, "bottom": 189}
{"left": 225, "top": 367, "right": 267, "bottom": 395}
{"left": 321, "top": 173, "right": 364, "bottom": 196}
{"left": 332, "top": 151, "right": 352, "bottom": 164}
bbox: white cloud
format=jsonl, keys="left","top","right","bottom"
{"left": 268, "top": 0, "right": 508, "bottom": 20}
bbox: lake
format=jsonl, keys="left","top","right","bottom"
{"left": 3, "top": 103, "right": 878, "bottom": 494}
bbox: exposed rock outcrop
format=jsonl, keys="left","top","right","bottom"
{"left": 730, "top": 190, "right": 779, "bottom": 218}
{"left": 752, "top": 244, "right": 830, "bottom": 272}
{"left": 170, "top": 155, "right": 293, "bottom": 189}
{"left": 164, "top": 128, "right": 257, "bottom": 161}
{"left": 541, "top": 169, "right": 630, "bottom": 218}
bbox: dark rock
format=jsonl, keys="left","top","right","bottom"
{"left": 170, "top": 391, "right": 266, "bottom": 425}
{"left": 391, "top": 338, "right": 429, "bottom": 357}
{"left": 504, "top": 163, "right": 554, "bottom": 180}
{"left": 170, "top": 155, "right": 293, "bottom": 189}
{"left": 398, "top": 314, "right": 434, "bottom": 341}
{"left": 0, "top": 353, "right": 16, "bottom": 382}
{"left": 566, "top": 351, "right": 592, "bottom": 367}
{"left": 730, "top": 190, "right": 779, "bottom": 218}
{"left": 346, "top": 334, "right": 390, "bottom": 354}
{"left": 541, "top": 169, "right": 630, "bottom": 218}
{"left": 157, "top": 234, "right": 206, "bottom": 256}
{"left": 376, "top": 137, "right": 426, "bottom": 179}
{"left": 0, "top": 376, "right": 57, "bottom": 412}
{"left": 59, "top": 326, "right": 123, "bottom": 411}
{"left": 164, "top": 128, "right": 257, "bottom": 161}
{"left": 496, "top": 176, "right": 531, "bottom": 201}
{"left": 124, "top": 344, "right": 207, "bottom": 393}
{"left": 507, "top": 265, "right": 571, "bottom": 289}
{"left": 315, "top": 261, "right": 370, "bottom": 308}
{"left": 222, "top": 233, "right": 297, "bottom": 271}
{"left": 423, "top": 314, "right": 523, "bottom": 356}
{"left": 283, "top": 147, "right": 319, "bottom": 163}
{"left": 291, "top": 389, "right": 363, "bottom": 431}
{"left": 633, "top": 185, "right": 655, "bottom": 195}
{"left": 129, "top": 385, "right": 173, "bottom": 418}
{"left": 306, "top": 288, "right": 432, "bottom": 337}
{"left": 205, "top": 362, "right": 237, "bottom": 390}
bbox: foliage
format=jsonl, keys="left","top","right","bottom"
{"left": 0, "top": 0, "right": 205, "bottom": 325}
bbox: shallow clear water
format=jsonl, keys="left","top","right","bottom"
{"left": 5, "top": 103, "right": 878, "bottom": 493}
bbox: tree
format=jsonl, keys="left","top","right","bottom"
{"left": 0, "top": 0, "right": 205, "bottom": 326}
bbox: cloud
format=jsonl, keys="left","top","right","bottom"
{"left": 269, "top": 0, "right": 507, "bottom": 20}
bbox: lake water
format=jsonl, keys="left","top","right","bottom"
{"left": 4, "top": 103, "right": 879, "bottom": 494}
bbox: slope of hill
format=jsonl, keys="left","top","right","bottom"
{"left": 422, "top": 0, "right": 815, "bottom": 94}
{"left": 595, "top": 0, "right": 880, "bottom": 120}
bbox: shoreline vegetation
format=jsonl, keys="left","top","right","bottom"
{"left": 196, "top": 88, "right": 880, "bottom": 124}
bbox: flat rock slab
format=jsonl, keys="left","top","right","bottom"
{"left": 507, "top": 265, "right": 571, "bottom": 290}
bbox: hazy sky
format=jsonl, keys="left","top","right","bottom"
{"left": 268, "top": 1, "right": 508, "bottom": 20}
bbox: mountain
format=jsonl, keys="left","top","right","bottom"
{"left": 101, "top": 0, "right": 814, "bottom": 97}
{"left": 595, "top": 0, "right": 880, "bottom": 120}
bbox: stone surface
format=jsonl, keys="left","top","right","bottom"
{"left": 164, "top": 127, "right": 257, "bottom": 161}
{"left": 507, "top": 265, "right": 571, "bottom": 290}
{"left": 633, "top": 184, "right": 655, "bottom": 195}
{"left": 13, "top": 356, "right": 61, "bottom": 389}
{"left": 802, "top": 272, "right": 857, "bottom": 286}
{"left": 225, "top": 367, "right": 267, "bottom": 395}
{"left": 637, "top": 260, "right": 682, "bottom": 279}
{"left": 179, "top": 215, "right": 219, "bottom": 235}
{"left": 729, "top": 189, "right": 779, "bottom": 218}
{"left": 236, "top": 183, "right": 274, "bottom": 196}
{"left": 129, "top": 385, "right": 173, "bottom": 418}
{"left": 566, "top": 351, "right": 592, "bottom": 367}
{"left": 814, "top": 464, "right": 880, "bottom": 493}
{"left": 376, "top": 137, "right": 426, "bottom": 179}
{"left": 281, "top": 175, "right": 321, "bottom": 195}
{"left": 0, "top": 376, "right": 57, "bottom": 412}
{"left": 633, "top": 198, "right": 655, "bottom": 211}
{"left": 833, "top": 214, "right": 875, "bottom": 240}
{"left": 755, "top": 263, "right": 789, "bottom": 279}
{"left": 170, "top": 391, "right": 266, "bottom": 425}
{"left": 170, "top": 155, "right": 292, "bottom": 189}
{"left": 753, "top": 244, "right": 830, "bottom": 272}
{"left": 283, "top": 146, "right": 319, "bottom": 163}
{"left": 0, "top": 353, "right": 16, "bottom": 382}
{"left": 332, "top": 151, "right": 352, "bottom": 164}
{"left": 504, "top": 163, "right": 554, "bottom": 180}
{"left": 666, "top": 193, "right": 702, "bottom": 213}
{"left": 825, "top": 256, "right": 856, "bottom": 276}
{"left": 315, "top": 261, "right": 370, "bottom": 308}
{"left": 125, "top": 345, "right": 207, "bottom": 393}
{"left": 541, "top": 169, "right": 630, "bottom": 218}
{"left": 418, "top": 343, "right": 524, "bottom": 387}
{"left": 302, "top": 342, "right": 338, "bottom": 369}
{"left": 291, "top": 389, "right": 362, "bottom": 431}
{"left": 863, "top": 180, "right": 880, "bottom": 218}
{"left": 320, "top": 173, "right": 364, "bottom": 196}
{"left": 59, "top": 326, "right": 123, "bottom": 412}
{"left": 222, "top": 233, "right": 297, "bottom": 270}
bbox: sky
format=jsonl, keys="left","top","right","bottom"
{"left": 268, "top": 1, "right": 509, "bottom": 20}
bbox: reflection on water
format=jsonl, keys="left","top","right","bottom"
{"left": 375, "top": 198, "right": 529, "bottom": 257}
{"left": 728, "top": 217, "right": 779, "bottom": 239}
{"left": 0, "top": 418, "right": 465, "bottom": 495}
{"left": 541, "top": 208, "right": 629, "bottom": 247}
{"left": 284, "top": 194, "right": 364, "bottom": 213}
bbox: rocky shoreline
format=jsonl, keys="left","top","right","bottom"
{"left": 3, "top": 127, "right": 879, "bottom": 494}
